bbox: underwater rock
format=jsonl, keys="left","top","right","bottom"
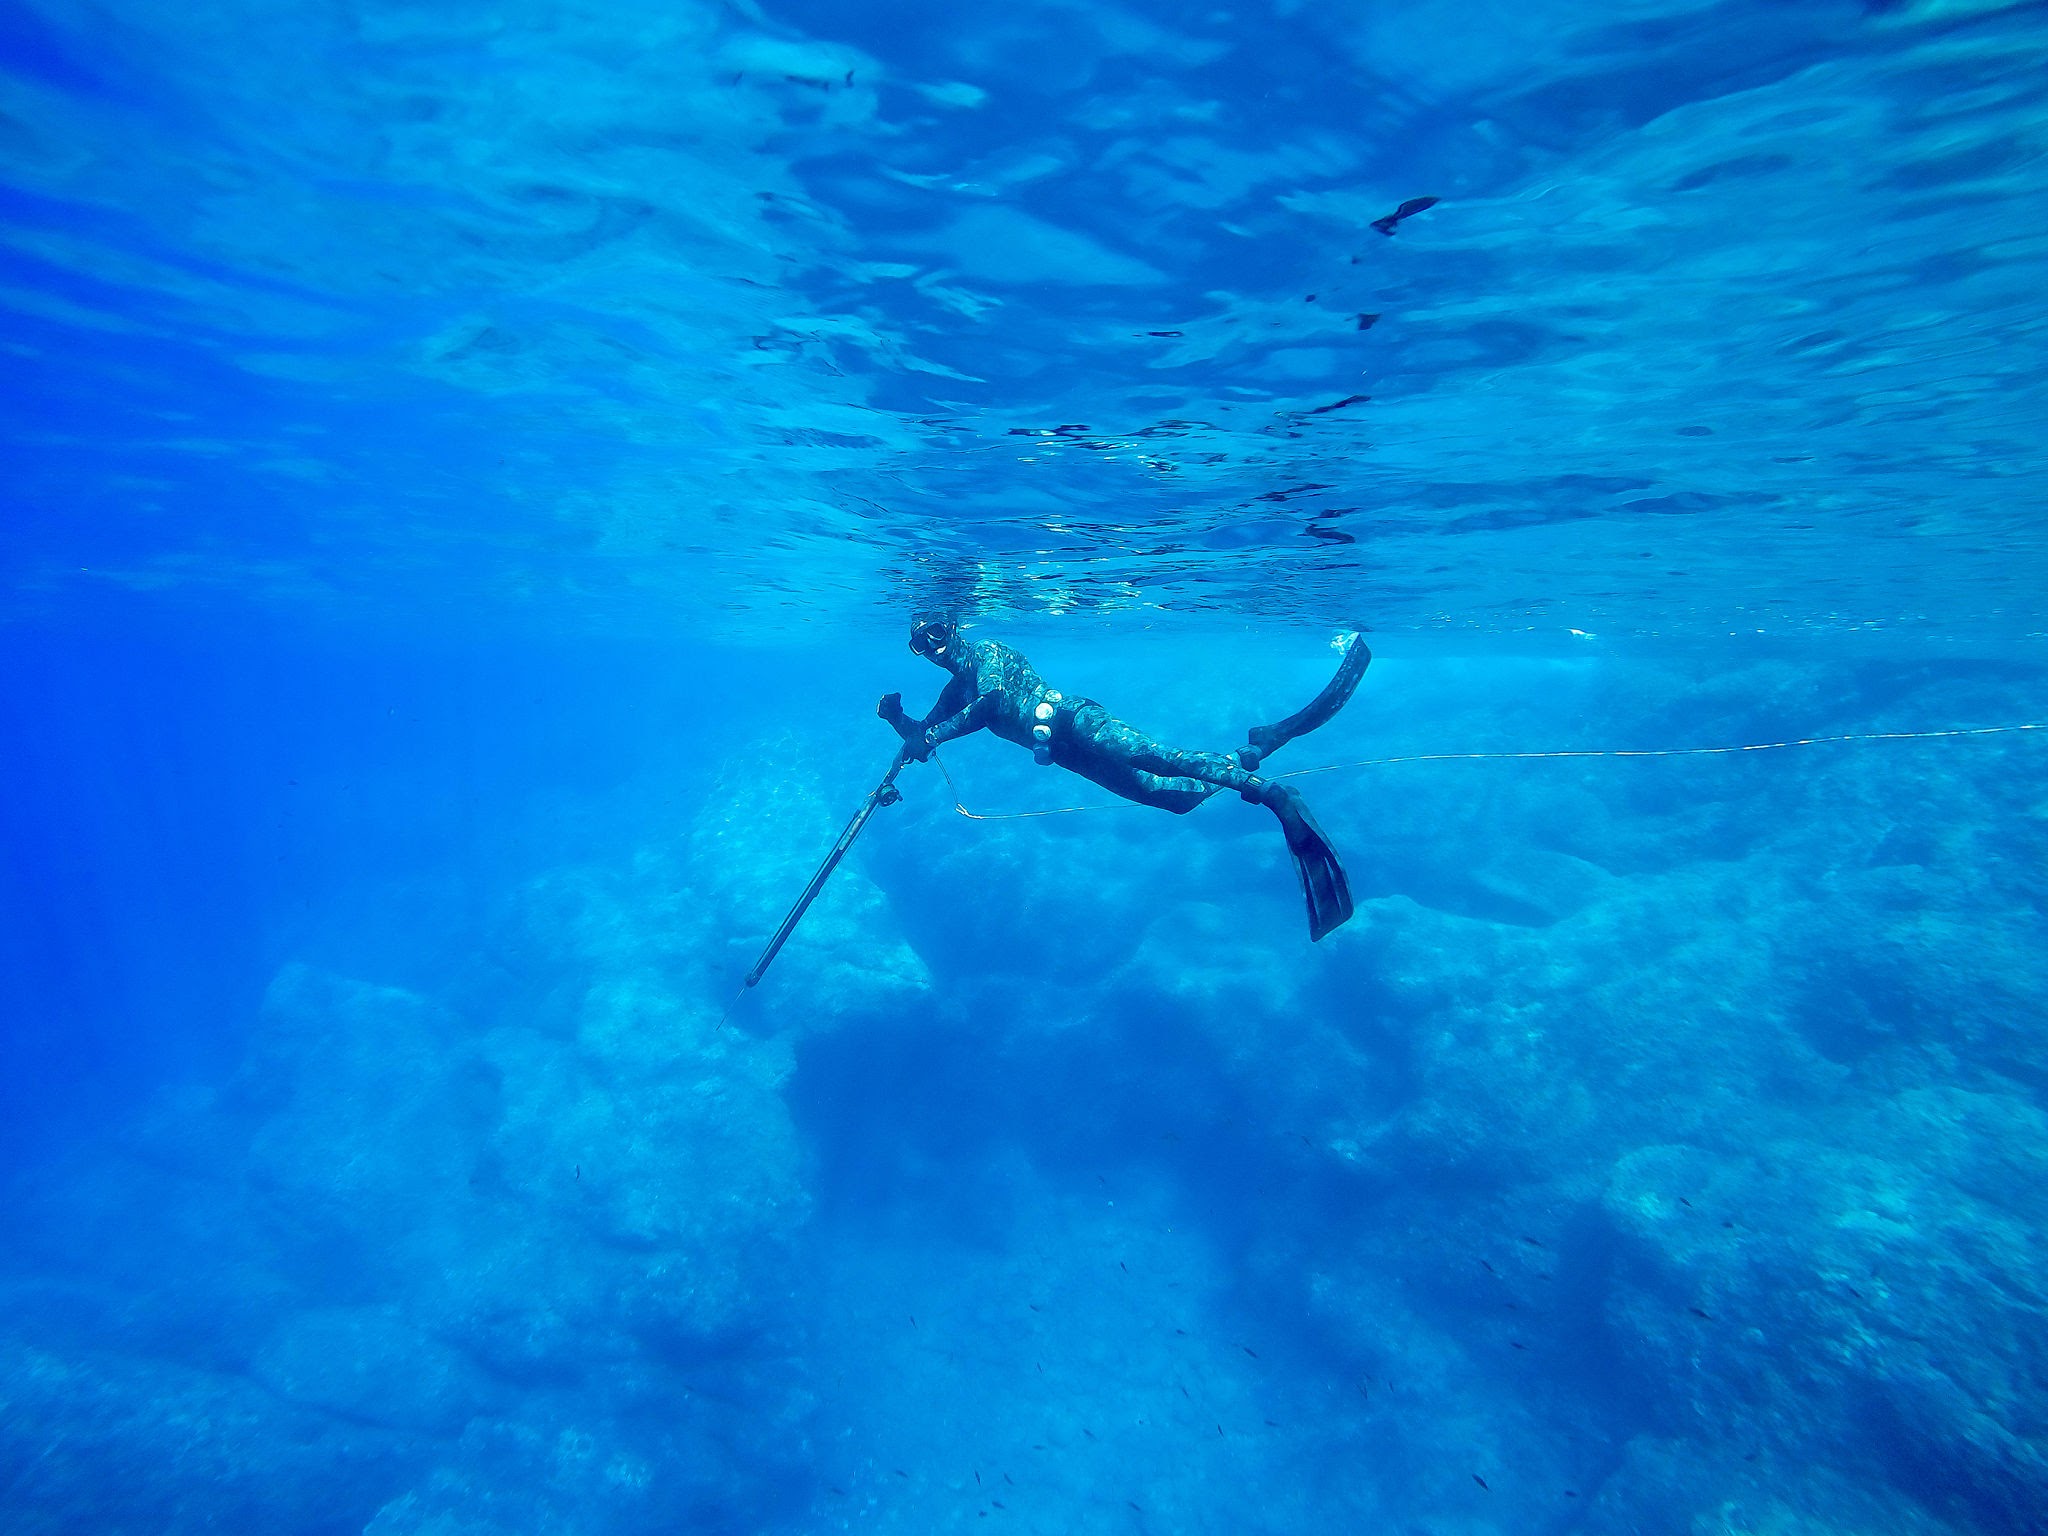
{"left": 1599, "top": 1090, "right": 2048, "bottom": 1529}
{"left": 251, "top": 1305, "right": 489, "bottom": 1435}
{"left": 0, "top": 1335, "right": 422, "bottom": 1536}
{"left": 1572, "top": 1435, "right": 1969, "bottom": 1536}
{"left": 363, "top": 1406, "right": 779, "bottom": 1536}
{"left": 478, "top": 1041, "right": 807, "bottom": 1338}
{"left": 1347, "top": 847, "right": 1838, "bottom": 1182}
{"left": 232, "top": 966, "right": 507, "bottom": 1311}
{"left": 1789, "top": 861, "right": 2048, "bottom": 1080}
{"left": 0, "top": 913, "right": 820, "bottom": 1527}
{"left": 241, "top": 965, "right": 498, "bottom": 1214}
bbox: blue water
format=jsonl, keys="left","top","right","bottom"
{"left": 4, "top": 1, "right": 2047, "bottom": 1531}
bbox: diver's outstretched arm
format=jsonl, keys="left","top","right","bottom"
{"left": 923, "top": 690, "right": 992, "bottom": 750}
{"left": 877, "top": 677, "right": 988, "bottom": 760}
{"left": 878, "top": 692, "right": 920, "bottom": 743}
{"left": 920, "top": 675, "right": 976, "bottom": 729}
{"left": 878, "top": 674, "right": 969, "bottom": 742}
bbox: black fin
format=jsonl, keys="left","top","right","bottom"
{"left": 1246, "top": 634, "right": 1371, "bottom": 763}
{"left": 1290, "top": 823, "right": 1354, "bottom": 942}
{"left": 1263, "top": 785, "right": 1355, "bottom": 941}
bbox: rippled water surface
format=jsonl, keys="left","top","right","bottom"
{"left": 4, "top": 0, "right": 2045, "bottom": 631}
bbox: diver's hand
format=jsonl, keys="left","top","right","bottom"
{"left": 900, "top": 730, "right": 934, "bottom": 763}
{"left": 877, "top": 692, "right": 910, "bottom": 727}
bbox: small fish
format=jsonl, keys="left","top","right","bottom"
{"left": 1678, "top": 1197, "right": 1693, "bottom": 1208}
{"left": 1305, "top": 393, "right": 1369, "bottom": 416}
{"left": 1028, "top": 1304, "right": 1042, "bottom": 1312}
{"left": 1216, "top": 1424, "right": 1224, "bottom": 1436}
{"left": 1473, "top": 1474, "right": 1490, "bottom": 1490}
{"left": 1242, "top": 1347, "right": 1259, "bottom": 1359}
{"left": 894, "top": 1469, "right": 909, "bottom": 1478}
{"left": 1119, "top": 1261, "right": 1127, "bottom": 1273}
{"left": 1127, "top": 1501, "right": 1142, "bottom": 1513}
{"left": 1356, "top": 313, "right": 1379, "bottom": 330}
{"left": 1510, "top": 1341, "right": 1528, "bottom": 1351}
{"left": 975, "top": 1472, "right": 982, "bottom": 1486}
{"left": 1264, "top": 1419, "right": 1279, "bottom": 1427}
{"left": 992, "top": 1500, "right": 1005, "bottom": 1509}
{"left": 574, "top": 1165, "right": 580, "bottom": 1181}
{"left": 1180, "top": 1384, "right": 1190, "bottom": 1398}
{"left": 1481, "top": 1260, "right": 1497, "bottom": 1275}
{"left": 1520, "top": 1236, "right": 1545, "bottom": 1249}
{"left": 1304, "top": 293, "right": 1317, "bottom": 302}
{"left": 910, "top": 1315, "right": 918, "bottom": 1328}
{"left": 1722, "top": 1220, "right": 1735, "bottom": 1229}
{"left": 1689, "top": 1307, "right": 1714, "bottom": 1321}
{"left": 1004, "top": 1474, "right": 1014, "bottom": 1485}
{"left": 1372, "top": 194, "right": 1440, "bottom": 235}
{"left": 1565, "top": 1490, "right": 1579, "bottom": 1498}
{"left": 1082, "top": 1428, "right": 1096, "bottom": 1441}
{"left": 1174, "top": 1328, "right": 1188, "bottom": 1336}
{"left": 829, "top": 1486, "right": 845, "bottom": 1495}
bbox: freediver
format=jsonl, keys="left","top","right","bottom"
{"left": 878, "top": 619, "right": 1370, "bottom": 940}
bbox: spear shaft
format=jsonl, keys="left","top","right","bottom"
{"left": 744, "top": 750, "right": 910, "bottom": 988}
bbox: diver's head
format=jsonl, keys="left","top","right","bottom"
{"left": 908, "top": 617, "right": 959, "bottom": 669}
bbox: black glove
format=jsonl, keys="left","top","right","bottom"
{"left": 878, "top": 693, "right": 925, "bottom": 752}
{"left": 901, "top": 730, "right": 934, "bottom": 763}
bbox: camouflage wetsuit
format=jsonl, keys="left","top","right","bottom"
{"left": 904, "top": 636, "right": 1263, "bottom": 812}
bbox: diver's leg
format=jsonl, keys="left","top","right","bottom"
{"left": 1118, "top": 736, "right": 1262, "bottom": 794}
{"left": 1056, "top": 703, "right": 1224, "bottom": 811}
{"left": 1064, "top": 703, "right": 1263, "bottom": 795}
{"left": 1239, "top": 632, "right": 1371, "bottom": 770}
{"left": 1061, "top": 739, "right": 1217, "bottom": 813}
{"left": 1063, "top": 704, "right": 1353, "bottom": 936}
